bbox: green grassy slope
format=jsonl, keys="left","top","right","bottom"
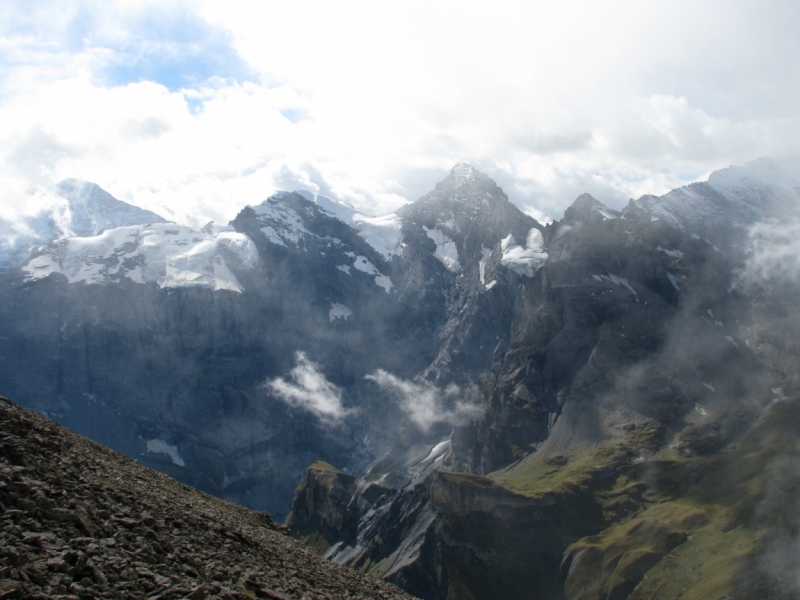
{"left": 480, "top": 397, "right": 800, "bottom": 599}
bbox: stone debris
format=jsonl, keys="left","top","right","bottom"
{"left": 0, "top": 396, "right": 415, "bottom": 600}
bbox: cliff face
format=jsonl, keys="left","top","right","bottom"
{"left": 287, "top": 462, "right": 442, "bottom": 600}
{"left": 290, "top": 395, "right": 800, "bottom": 599}
{"left": 0, "top": 396, "right": 413, "bottom": 600}
{"left": 288, "top": 420, "right": 669, "bottom": 599}
{"left": 448, "top": 193, "right": 762, "bottom": 475}
{"left": 396, "top": 163, "right": 545, "bottom": 385}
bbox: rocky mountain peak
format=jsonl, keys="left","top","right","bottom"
{"left": 399, "top": 164, "right": 539, "bottom": 238}
{"left": 1, "top": 179, "right": 169, "bottom": 270}
{"left": 450, "top": 162, "right": 481, "bottom": 189}
{"left": 55, "top": 179, "right": 167, "bottom": 238}
{"left": 563, "top": 193, "right": 621, "bottom": 224}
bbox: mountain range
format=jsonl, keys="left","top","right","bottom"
{"left": 1, "top": 156, "right": 799, "bottom": 599}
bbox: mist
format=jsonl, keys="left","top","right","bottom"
{"left": 0, "top": 189, "right": 73, "bottom": 268}
{"left": 266, "top": 351, "right": 355, "bottom": 424}
{"left": 366, "top": 369, "right": 480, "bottom": 431}
{"left": 740, "top": 219, "right": 800, "bottom": 291}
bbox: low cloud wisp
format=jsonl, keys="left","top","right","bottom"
{"left": 740, "top": 219, "right": 800, "bottom": 290}
{"left": 366, "top": 370, "right": 480, "bottom": 431}
{"left": 266, "top": 352, "right": 354, "bottom": 424}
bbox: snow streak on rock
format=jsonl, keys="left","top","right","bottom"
{"left": 424, "top": 226, "right": 461, "bottom": 273}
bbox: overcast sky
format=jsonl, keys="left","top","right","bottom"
{"left": 1, "top": 0, "right": 798, "bottom": 226}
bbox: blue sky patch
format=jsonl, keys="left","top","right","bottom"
{"left": 280, "top": 108, "right": 310, "bottom": 123}
{"left": 98, "top": 5, "right": 255, "bottom": 91}
{"left": 0, "top": 2, "right": 254, "bottom": 94}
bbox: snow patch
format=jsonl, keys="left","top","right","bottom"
{"left": 336, "top": 264, "right": 351, "bottom": 276}
{"left": 703, "top": 382, "right": 716, "bottom": 392}
{"left": 352, "top": 255, "right": 393, "bottom": 293}
{"left": 484, "top": 280, "right": 497, "bottom": 291}
{"left": 592, "top": 273, "right": 639, "bottom": 301}
{"left": 666, "top": 272, "right": 681, "bottom": 291}
{"left": 329, "top": 303, "right": 353, "bottom": 322}
{"left": 424, "top": 226, "right": 461, "bottom": 273}
{"left": 23, "top": 223, "right": 257, "bottom": 292}
{"left": 252, "top": 198, "right": 310, "bottom": 246}
{"left": 352, "top": 213, "right": 403, "bottom": 259}
{"left": 306, "top": 192, "right": 358, "bottom": 223}
{"left": 657, "top": 246, "right": 684, "bottom": 259}
{"left": 724, "top": 336, "right": 739, "bottom": 347}
{"left": 259, "top": 225, "right": 285, "bottom": 247}
{"left": 353, "top": 255, "right": 379, "bottom": 275}
{"left": 420, "top": 440, "right": 450, "bottom": 467}
{"left": 374, "top": 275, "right": 393, "bottom": 294}
{"left": 499, "top": 229, "right": 547, "bottom": 277}
{"left": 295, "top": 190, "right": 404, "bottom": 259}
{"left": 479, "top": 246, "right": 492, "bottom": 285}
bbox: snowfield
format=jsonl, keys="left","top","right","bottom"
{"left": 23, "top": 223, "right": 258, "bottom": 292}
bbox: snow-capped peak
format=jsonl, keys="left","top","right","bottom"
{"left": 296, "top": 190, "right": 359, "bottom": 224}
{"left": 623, "top": 156, "right": 800, "bottom": 255}
{"left": 252, "top": 190, "right": 403, "bottom": 261}
{"left": 706, "top": 157, "right": 800, "bottom": 205}
{"left": 55, "top": 179, "right": 167, "bottom": 238}
{"left": 0, "top": 179, "right": 169, "bottom": 270}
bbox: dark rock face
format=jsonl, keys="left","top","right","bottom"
{"left": 448, "top": 194, "right": 766, "bottom": 475}
{"left": 0, "top": 396, "right": 413, "bottom": 600}
{"left": 397, "top": 164, "right": 544, "bottom": 385}
{"left": 287, "top": 463, "right": 441, "bottom": 600}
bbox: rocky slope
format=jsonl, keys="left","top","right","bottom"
{"left": 0, "top": 395, "right": 414, "bottom": 600}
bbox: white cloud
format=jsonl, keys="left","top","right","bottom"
{"left": 0, "top": 0, "right": 799, "bottom": 231}
{"left": 266, "top": 352, "right": 354, "bottom": 423}
{"left": 366, "top": 370, "right": 480, "bottom": 431}
{"left": 740, "top": 219, "right": 800, "bottom": 289}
